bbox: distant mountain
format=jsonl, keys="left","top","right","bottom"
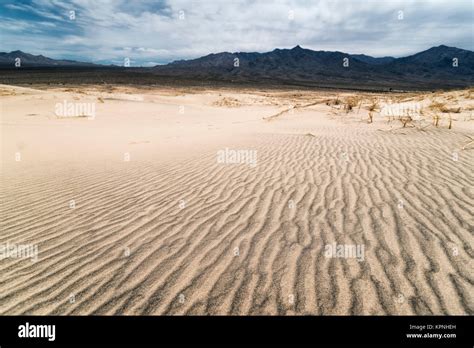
{"left": 161, "top": 45, "right": 373, "bottom": 79}
{"left": 350, "top": 54, "right": 395, "bottom": 65}
{"left": 153, "top": 45, "right": 474, "bottom": 89}
{"left": 0, "top": 50, "right": 100, "bottom": 67}
{"left": 395, "top": 45, "right": 469, "bottom": 66}
{"left": 1, "top": 46, "right": 472, "bottom": 89}
{"left": 385, "top": 45, "right": 473, "bottom": 75}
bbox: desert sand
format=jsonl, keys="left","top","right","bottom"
{"left": 0, "top": 84, "right": 473, "bottom": 315}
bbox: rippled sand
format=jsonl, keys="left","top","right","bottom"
{"left": 1, "top": 85, "right": 473, "bottom": 315}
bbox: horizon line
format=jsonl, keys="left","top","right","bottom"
{"left": 2, "top": 43, "right": 472, "bottom": 67}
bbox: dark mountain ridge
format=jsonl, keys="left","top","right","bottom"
{"left": 0, "top": 50, "right": 100, "bottom": 67}
{"left": 152, "top": 45, "right": 474, "bottom": 88}
{"left": 1, "top": 45, "right": 472, "bottom": 89}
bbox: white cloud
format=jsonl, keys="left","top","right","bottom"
{"left": 2, "top": 0, "right": 472, "bottom": 64}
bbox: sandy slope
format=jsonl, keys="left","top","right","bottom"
{"left": 0, "top": 84, "right": 473, "bottom": 315}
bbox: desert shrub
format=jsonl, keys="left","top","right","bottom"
{"left": 344, "top": 96, "right": 360, "bottom": 112}
{"left": 430, "top": 101, "right": 461, "bottom": 113}
{"left": 367, "top": 99, "right": 379, "bottom": 112}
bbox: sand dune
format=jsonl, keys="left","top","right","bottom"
{"left": 0, "top": 85, "right": 473, "bottom": 315}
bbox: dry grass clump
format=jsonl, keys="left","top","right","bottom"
{"left": 367, "top": 99, "right": 379, "bottom": 112}
{"left": 448, "top": 114, "right": 453, "bottom": 129}
{"left": 432, "top": 114, "right": 441, "bottom": 127}
{"left": 212, "top": 97, "right": 241, "bottom": 107}
{"left": 430, "top": 101, "right": 461, "bottom": 113}
{"left": 444, "top": 106, "right": 461, "bottom": 113}
{"left": 399, "top": 116, "right": 413, "bottom": 128}
{"left": 344, "top": 96, "right": 360, "bottom": 113}
{"left": 430, "top": 101, "right": 447, "bottom": 111}
{"left": 326, "top": 96, "right": 341, "bottom": 106}
{"left": 0, "top": 89, "right": 17, "bottom": 96}
{"left": 428, "top": 113, "right": 456, "bottom": 129}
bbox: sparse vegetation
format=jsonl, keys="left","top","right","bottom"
{"left": 212, "top": 97, "right": 241, "bottom": 107}
{"left": 367, "top": 99, "right": 379, "bottom": 112}
{"left": 400, "top": 116, "right": 413, "bottom": 128}
{"left": 430, "top": 101, "right": 461, "bottom": 113}
{"left": 326, "top": 96, "right": 341, "bottom": 106}
{"left": 344, "top": 96, "right": 360, "bottom": 113}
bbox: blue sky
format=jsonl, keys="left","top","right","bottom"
{"left": 0, "top": 0, "right": 472, "bottom": 66}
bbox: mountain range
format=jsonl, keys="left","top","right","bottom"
{"left": 152, "top": 45, "right": 474, "bottom": 89}
{"left": 0, "top": 50, "right": 99, "bottom": 67}
{"left": 1, "top": 45, "right": 473, "bottom": 89}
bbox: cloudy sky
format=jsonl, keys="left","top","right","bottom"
{"left": 0, "top": 0, "right": 472, "bottom": 66}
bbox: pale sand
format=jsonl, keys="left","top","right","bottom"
{"left": 0, "top": 84, "right": 473, "bottom": 315}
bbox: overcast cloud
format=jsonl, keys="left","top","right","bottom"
{"left": 0, "top": 0, "right": 472, "bottom": 66}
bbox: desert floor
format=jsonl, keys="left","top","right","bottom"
{"left": 0, "top": 84, "right": 473, "bottom": 315}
